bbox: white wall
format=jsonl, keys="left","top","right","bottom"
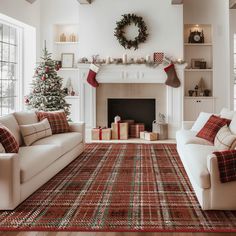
{"left": 184, "top": 0, "right": 230, "bottom": 112}
{"left": 229, "top": 10, "right": 236, "bottom": 110}
{"left": 0, "top": 0, "right": 41, "bottom": 58}
{"left": 40, "top": 0, "right": 79, "bottom": 56}
{"left": 78, "top": 0, "right": 183, "bottom": 60}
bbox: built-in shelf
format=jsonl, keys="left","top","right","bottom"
{"left": 55, "top": 41, "right": 79, "bottom": 45}
{"left": 185, "top": 69, "right": 213, "bottom": 72}
{"left": 59, "top": 68, "right": 79, "bottom": 71}
{"left": 184, "top": 96, "right": 214, "bottom": 99}
{"left": 184, "top": 43, "right": 212, "bottom": 46}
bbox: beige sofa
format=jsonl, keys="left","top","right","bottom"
{"left": 0, "top": 111, "right": 85, "bottom": 210}
{"left": 176, "top": 110, "right": 236, "bottom": 210}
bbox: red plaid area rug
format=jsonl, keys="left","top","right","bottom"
{"left": 0, "top": 143, "right": 236, "bottom": 232}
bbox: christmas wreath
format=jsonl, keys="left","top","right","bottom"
{"left": 114, "top": 14, "right": 148, "bottom": 50}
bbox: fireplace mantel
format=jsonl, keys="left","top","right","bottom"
{"left": 77, "top": 63, "right": 186, "bottom": 139}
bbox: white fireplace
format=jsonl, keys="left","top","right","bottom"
{"left": 77, "top": 63, "right": 186, "bottom": 139}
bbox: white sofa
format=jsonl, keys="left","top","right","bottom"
{"left": 0, "top": 111, "right": 85, "bottom": 210}
{"left": 176, "top": 114, "right": 236, "bottom": 210}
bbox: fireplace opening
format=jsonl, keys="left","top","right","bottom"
{"left": 108, "top": 99, "right": 155, "bottom": 131}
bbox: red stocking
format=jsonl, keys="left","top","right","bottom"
{"left": 164, "top": 63, "right": 181, "bottom": 88}
{"left": 87, "top": 64, "right": 100, "bottom": 88}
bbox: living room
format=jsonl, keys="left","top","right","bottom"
{"left": 0, "top": 0, "right": 236, "bottom": 235}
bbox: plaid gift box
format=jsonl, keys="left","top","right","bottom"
{"left": 153, "top": 52, "right": 164, "bottom": 64}
{"left": 121, "top": 120, "right": 135, "bottom": 137}
{"left": 111, "top": 122, "right": 129, "bottom": 140}
{"left": 92, "top": 128, "right": 111, "bottom": 140}
{"left": 130, "top": 123, "right": 145, "bottom": 138}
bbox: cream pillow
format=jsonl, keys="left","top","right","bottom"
{"left": 220, "top": 108, "right": 235, "bottom": 120}
{"left": 214, "top": 125, "right": 236, "bottom": 151}
{"left": 20, "top": 118, "right": 52, "bottom": 146}
{"left": 0, "top": 143, "right": 6, "bottom": 153}
{"left": 191, "top": 112, "right": 213, "bottom": 132}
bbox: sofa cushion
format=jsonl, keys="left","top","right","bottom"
{"left": 36, "top": 111, "right": 70, "bottom": 134}
{"left": 176, "top": 129, "right": 212, "bottom": 147}
{"left": 0, "top": 124, "right": 19, "bottom": 153}
{"left": 0, "top": 114, "right": 22, "bottom": 146}
{"left": 214, "top": 125, "right": 236, "bottom": 151}
{"left": 191, "top": 112, "right": 213, "bottom": 132}
{"left": 14, "top": 111, "right": 38, "bottom": 125}
{"left": 196, "top": 115, "right": 231, "bottom": 143}
{"left": 20, "top": 118, "right": 52, "bottom": 146}
{"left": 230, "top": 114, "right": 236, "bottom": 135}
{"left": 32, "top": 132, "right": 82, "bottom": 155}
{"left": 0, "top": 143, "right": 5, "bottom": 153}
{"left": 184, "top": 144, "right": 218, "bottom": 189}
{"left": 220, "top": 108, "right": 235, "bottom": 120}
{"left": 19, "top": 145, "right": 60, "bottom": 183}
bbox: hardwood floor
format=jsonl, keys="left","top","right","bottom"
{"left": 0, "top": 232, "right": 236, "bottom": 236}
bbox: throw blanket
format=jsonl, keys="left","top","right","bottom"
{"left": 213, "top": 150, "right": 236, "bottom": 183}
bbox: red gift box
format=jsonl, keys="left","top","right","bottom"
{"left": 130, "top": 123, "right": 145, "bottom": 138}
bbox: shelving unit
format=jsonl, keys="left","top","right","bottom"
{"left": 184, "top": 24, "right": 214, "bottom": 121}
{"left": 53, "top": 24, "right": 80, "bottom": 122}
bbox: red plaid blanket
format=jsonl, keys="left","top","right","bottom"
{"left": 213, "top": 150, "right": 236, "bottom": 183}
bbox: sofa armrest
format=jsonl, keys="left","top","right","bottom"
{"left": 69, "top": 122, "right": 85, "bottom": 143}
{"left": 0, "top": 153, "right": 21, "bottom": 210}
{"left": 182, "top": 121, "right": 195, "bottom": 130}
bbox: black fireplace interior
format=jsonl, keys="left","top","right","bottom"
{"left": 108, "top": 99, "right": 156, "bottom": 131}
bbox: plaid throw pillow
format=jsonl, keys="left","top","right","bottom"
{"left": 213, "top": 150, "right": 236, "bottom": 183}
{"left": 0, "top": 124, "right": 19, "bottom": 153}
{"left": 36, "top": 111, "right": 70, "bottom": 134}
{"left": 196, "top": 115, "right": 231, "bottom": 143}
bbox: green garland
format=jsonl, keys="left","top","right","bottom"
{"left": 114, "top": 14, "right": 148, "bottom": 50}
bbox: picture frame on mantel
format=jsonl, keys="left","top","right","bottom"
{"left": 61, "top": 53, "right": 74, "bottom": 68}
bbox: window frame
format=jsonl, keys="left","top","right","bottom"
{"left": 0, "top": 19, "right": 23, "bottom": 116}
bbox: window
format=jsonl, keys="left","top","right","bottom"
{"left": 0, "top": 22, "right": 21, "bottom": 116}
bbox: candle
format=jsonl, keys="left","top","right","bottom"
{"left": 146, "top": 55, "right": 151, "bottom": 63}
{"left": 123, "top": 54, "right": 127, "bottom": 64}
{"left": 106, "top": 56, "right": 111, "bottom": 64}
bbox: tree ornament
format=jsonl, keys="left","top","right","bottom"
{"left": 45, "top": 66, "right": 50, "bottom": 73}
{"left": 114, "top": 13, "right": 148, "bottom": 50}
{"left": 41, "top": 75, "right": 46, "bottom": 81}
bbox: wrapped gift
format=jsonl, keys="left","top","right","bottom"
{"left": 121, "top": 120, "right": 135, "bottom": 137}
{"left": 130, "top": 123, "right": 145, "bottom": 138}
{"left": 140, "top": 131, "right": 148, "bottom": 139}
{"left": 111, "top": 122, "right": 129, "bottom": 140}
{"left": 92, "top": 128, "right": 111, "bottom": 140}
{"left": 144, "top": 132, "right": 159, "bottom": 141}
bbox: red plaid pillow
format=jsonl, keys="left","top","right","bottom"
{"left": 0, "top": 124, "right": 19, "bottom": 153}
{"left": 197, "top": 115, "right": 231, "bottom": 143}
{"left": 36, "top": 111, "right": 70, "bottom": 134}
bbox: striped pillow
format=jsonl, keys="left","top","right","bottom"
{"left": 20, "top": 118, "right": 52, "bottom": 146}
{"left": 0, "top": 124, "right": 19, "bottom": 153}
{"left": 36, "top": 111, "right": 70, "bottom": 134}
{"left": 214, "top": 125, "right": 236, "bottom": 151}
{"left": 0, "top": 143, "right": 6, "bottom": 153}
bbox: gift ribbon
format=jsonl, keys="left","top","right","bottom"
{"left": 117, "top": 122, "right": 120, "bottom": 140}
{"left": 99, "top": 128, "right": 102, "bottom": 140}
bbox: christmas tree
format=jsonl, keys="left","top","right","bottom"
{"left": 26, "top": 44, "right": 70, "bottom": 117}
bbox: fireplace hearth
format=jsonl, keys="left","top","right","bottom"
{"left": 108, "top": 98, "right": 155, "bottom": 131}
